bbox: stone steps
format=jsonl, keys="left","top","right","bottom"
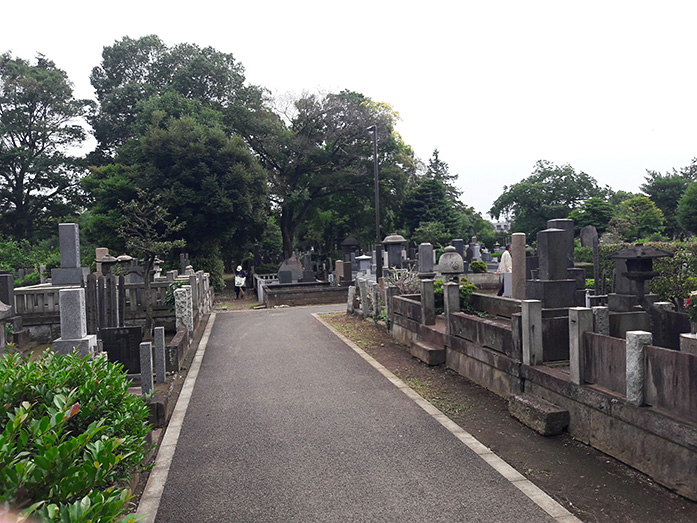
{"left": 508, "top": 393, "right": 569, "bottom": 436}
{"left": 409, "top": 339, "right": 445, "bottom": 366}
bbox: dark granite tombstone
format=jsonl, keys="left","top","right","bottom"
{"left": 101, "top": 326, "right": 143, "bottom": 373}
{"left": 278, "top": 271, "right": 293, "bottom": 284}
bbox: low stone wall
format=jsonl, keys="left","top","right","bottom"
{"left": 388, "top": 290, "right": 697, "bottom": 501}
{"left": 263, "top": 282, "right": 348, "bottom": 307}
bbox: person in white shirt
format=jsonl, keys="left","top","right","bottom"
{"left": 497, "top": 245, "right": 512, "bottom": 296}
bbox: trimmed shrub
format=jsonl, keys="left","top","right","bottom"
{"left": 0, "top": 352, "right": 151, "bottom": 521}
{"left": 469, "top": 260, "right": 488, "bottom": 273}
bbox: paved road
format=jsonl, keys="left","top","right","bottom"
{"left": 146, "top": 305, "right": 570, "bottom": 522}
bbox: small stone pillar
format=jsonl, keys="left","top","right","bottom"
{"left": 420, "top": 279, "right": 435, "bottom": 325}
{"left": 358, "top": 278, "right": 370, "bottom": 317}
{"left": 443, "top": 282, "right": 460, "bottom": 336}
{"left": 174, "top": 285, "right": 193, "bottom": 338}
{"left": 385, "top": 285, "right": 399, "bottom": 330}
{"left": 569, "top": 307, "right": 593, "bottom": 385}
{"left": 347, "top": 286, "right": 356, "bottom": 314}
{"left": 679, "top": 333, "right": 697, "bottom": 356}
{"left": 521, "top": 300, "right": 543, "bottom": 366}
{"left": 343, "top": 256, "right": 353, "bottom": 286}
{"left": 140, "top": 342, "right": 154, "bottom": 396}
{"left": 511, "top": 233, "right": 526, "bottom": 300}
{"left": 592, "top": 306, "right": 610, "bottom": 335}
{"left": 52, "top": 288, "right": 97, "bottom": 356}
{"left": 626, "top": 331, "right": 652, "bottom": 406}
{"left": 538, "top": 228, "right": 568, "bottom": 280}
{"left": 154, "top": 326, "right": 166, "bottom": 383}
{"left": 335, "top": 260, "right": 344, "bottom": 286}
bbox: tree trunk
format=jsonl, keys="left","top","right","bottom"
{"left": 280, "top": 208, "right": 296, "bottom": 260}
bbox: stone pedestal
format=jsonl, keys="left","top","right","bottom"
{"left": 53, "top": 288, "right": 97, "bottom": 356}
{"left": 526, "top": 280, "right": 577, "bottom": 309}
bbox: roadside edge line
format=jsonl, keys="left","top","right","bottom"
{"left": 136, "top": 312, "right": 217, "bottom": 523}
{"left": 313, "top": 313, "right": 581, "bottom": 523}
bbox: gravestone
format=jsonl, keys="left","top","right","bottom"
{"left": 547, "top": 219, "right": 575, "bottom": 269}
{"left": 154, "top": 326, "right": 166, "bottom": 383}
{"left": 451, "top": 239, "right": 465, "bottom": 259}
{"left": 418, "top": 243, "right": 435, "bottom": 279}
{"left": 140, "top": 342, "right": 154, "bottom": 396}
{"left": 53, "top": 288, "right": 97, "bottom": 356}
{"left": 101, "top": 326, "right": 143, "bottom": 373}
{"left": 342, "top": 255, "right": 353, "bottom": 285}
{"left": 180, "top": 253, "right": 190, "bottom": 274}
{"left": 300, "top": 253, "right": 316, "bottom": 282}
{"left": 278, "top": 271, "right": 293, "bottom": 284}
{"left": 51, "top": 223, "right": 89, "bottom": 286}
{"left": 278, "top": 255, "right": 303, "bottom": 282}
{"left": 526, "top": 229, "right": 577, "bottom": 308}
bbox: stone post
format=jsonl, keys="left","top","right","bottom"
{"left": 538, "top": 228, "right": 568, "bottom": 280}
{"left": 95, "top": 247, "right": 109, "bottom": 276}
{"left": 521, "top": 300, "right": 543, "bottom": 366}
{"left": 347, "top": 285, "right": 355, "bottom": 314}
{"left": 385, "top": 285, "right": 399, "bottom": 330}
{"left": 569, "top": 307, "right": 593, "bottom": 385}
{"left": 51, "top": 223, "right": 89, "bottom": 286}
{"left": 189, "top": 274, "right": 199, "bottom": 311}
{"left": 0, "top": 274, "right": 15, "bottom": 316}
{"left": 592, "top": 306, "right": 610, "bottom": 335}
{"left": 140, "top": 341, "right": 154, "bottom": 396}
{"left": 358, "top": 278, "right": 370, "bottom": 317}
{"left": 420, "top": 279, "right": 435, "bottom": 325}
{"left": 335, "top": 260, "right": 343, "bottom": 286}
{"left": 511, "top": 233, "right": 526, "bottom": 300}
{"left": 626, "top": 331, "right": 652, "bottom": 406}
{"left": 154, "top": 326, "right": 166, "bottom": 383}
{"left": 174, "top": 285, "right": 193, "bottom": 338}
{"left": 443, "top": 282, "right": 460, "bottom": 336}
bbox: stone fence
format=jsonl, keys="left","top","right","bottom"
{"left": 13, "top": 270, "right": 212, "bottom": 344}
{"left": 383, "top": 283, "right": 697, "bottom": 501}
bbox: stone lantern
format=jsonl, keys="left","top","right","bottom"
{"left": 607, "top": 244, "right": 673, "bottom": 311}
{"left": 97, "top": 254, "right": 118, "bottom": 275}
{"left": 382, "top": 233, "right": 407, "bottom": 269}
{"left": 438, "top": 245, "right": 464, "bottom": 282}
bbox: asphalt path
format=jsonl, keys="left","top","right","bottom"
{"left": 144, "top": 305, "right": 573, "bottom": 522}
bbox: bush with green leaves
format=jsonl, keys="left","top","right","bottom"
{"left": 469, "top": 260, "right": 488, "bottom": 273}
{"left": 0, "top": 352, "right": 151, "bottom": 521}
{"left": 433, "top": 277, "right": 479, "bottom": 315}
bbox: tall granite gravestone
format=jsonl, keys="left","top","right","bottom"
{"left": 53, "top": 288, "right": 97, "bottom": 356}
{"left": 300, "top": 253, "right": 316, "bottom": 282}
{"left": 51, "top": 224, "right": 89, "bottom": 286}
{"left": 451, "top": 239, "right": 465, "bottom": 259}
{"left": 418, "top": 243, "right": 435, "bottom": 279}
{"left": 526, "top": 228, "right": 577, "bottom": 308}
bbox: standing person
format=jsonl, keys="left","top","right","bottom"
{"left": 497, "top": 245, "right": 512, "bottom": 296}
{"left": 234, "top": 265, "right": 247, "bottom": 299}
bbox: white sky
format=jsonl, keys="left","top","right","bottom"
{"left": 4, "top": 1, "right": 696, "bottom": 217}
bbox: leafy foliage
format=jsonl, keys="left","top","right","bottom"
{"left": 469, "top": 260, "right": 488, "bottom": 273}
{"left": 0, "top": 352, "right": 151, "bottom": 521}
{"left": 0, "top": 53, "right": 93, "bottom": 241}
{"left": 677, "top": 182, "right": 697, "bottom": 236}
{"left": 605, "top": 196, "right": 665, "bottom": 242}
{"left": 642, "top": 161, "right": 697, "bottom": 239}
{"left": 489, "top": 160, "right": 609, "bottom": 238}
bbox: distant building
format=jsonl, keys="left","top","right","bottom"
{"left": 493, "top": 220, "right": 511, "bottom": 233}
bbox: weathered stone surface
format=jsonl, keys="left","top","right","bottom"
{"left": 626, "top": 330, "right": 652, "bottom": 406}
{"left": 680, "top": 333, "right": 697, "bottom": 356}
{"left": 409, "top": 339, "right": 445, "bottom": 366}
{"left": 154, "top": 326, "right": 166, "bottom": 383}
{"left": 140, "top": 342, "right": 153, "bottom": 396}
{"left": 174, "top": 285, "right": 193, "bottom": 338}
{"left": 508, "top": 393, "right": 570, "bottom": 436}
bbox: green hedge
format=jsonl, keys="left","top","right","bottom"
{"left": 0, "top": 352, "right": 151, "bottom": 522}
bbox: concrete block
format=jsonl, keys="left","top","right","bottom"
{"left": 508, "top": 393, "right": 570, "bottom": 436}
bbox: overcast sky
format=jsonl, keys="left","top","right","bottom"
{"left": 4, "top": 1, "right": 696, "bottom": 217}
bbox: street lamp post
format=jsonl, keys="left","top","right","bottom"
{"left": 367, "top": 125, "right": 382, "bottom": 279}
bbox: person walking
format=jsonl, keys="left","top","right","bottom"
{"left": 234, "top": 265, "right": 247, "bottom": 299}
{"left": 497, "top": 245, "right": 512, "bottom": 296}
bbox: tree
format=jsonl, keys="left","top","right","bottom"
{"left": 677, "top": 182, "right": 697, "bottom": 236}
{"left": 607, "top": 196, "right": 665, "bottom": 241}
{"left": 89, "top": 35, "right": 264, "bottom": 159}
{"left": 248, "top": 90, "right": 414, "bottom": 257}
{"left": 489, "top": 160, "right": 609, "bottom": 238}
{"left": 118, "top": 190, "right": 185, "bottom": 339}
{"left": 0, "top": 53, "right": 93, "bottom": 240}
{"left": 642, "top": 161, "right": 697, "bottom": 238}
{"left": 568, "top": 197, "right": 615, "bottom": 234}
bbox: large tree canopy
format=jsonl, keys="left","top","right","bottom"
{"left": 641, "top": 160, "right": 697, "bottom": 239}
{"left": 0, "top": 53, "right": 93, "bottom": 240}
{"left": 489, "top": 160, "right": 609, "bottom": 238}
{"left": 89, "top": 35, "right": 265, "bottom": 159}
{"left": 247, "top": 90, "right": 414, "bottom": 256}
